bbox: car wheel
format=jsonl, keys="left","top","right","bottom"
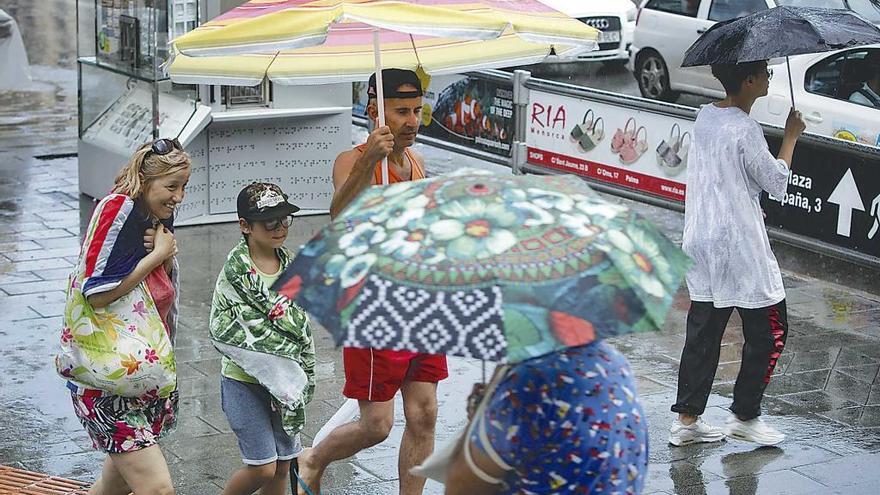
{"left": 636, "top": 51, "right": 679, "bottom": 102}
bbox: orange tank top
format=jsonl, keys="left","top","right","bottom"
{"left": 354, "top": 144, "right": 425, "bottom": 184}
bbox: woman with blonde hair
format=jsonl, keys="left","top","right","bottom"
{"left": 56, "top": 138, "right": 190, "bottom": 495}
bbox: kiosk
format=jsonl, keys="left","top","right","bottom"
{"left": 76, "top": 0, "right": 350, "bottom": 224}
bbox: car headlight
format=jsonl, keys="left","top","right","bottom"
{"left": 626, "top": 8, "right": 637, "bottom": 22}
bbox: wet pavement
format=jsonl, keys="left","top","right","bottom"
{"left": 3, "top": 2, "right": 880, "bottom": 494}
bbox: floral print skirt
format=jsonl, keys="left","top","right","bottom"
{"left": 71, "top": 388, "right": 178, "bottom": 454}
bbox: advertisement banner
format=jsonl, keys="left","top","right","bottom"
{"left": 762, "top": 138, "right": 880, "bottom": 258}
{"left": 525, "top": 89, "right": 692, "bottom": 202}
{"left": 354, "top": 74, "right": 515, "bottom": 157}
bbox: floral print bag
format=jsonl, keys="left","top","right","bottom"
{"left": 56, "top": 273, "right": 177, "bottom": 398}
{"left": 55, "top": 194, "right": 176, "bottom": 399}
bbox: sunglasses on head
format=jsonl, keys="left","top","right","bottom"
{"left": 261, "top": 215, "right": 293, "bottom": 231}
{"left": 145, "top": 138, "right": 182, "bottom": 158}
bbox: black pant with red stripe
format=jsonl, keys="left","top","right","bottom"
{"left": 672, "top": 300, "right": 788, "bottom": 421}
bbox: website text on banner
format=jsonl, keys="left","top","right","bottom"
{"left": 526, "top": 90, "right": 691, "bottom": 202}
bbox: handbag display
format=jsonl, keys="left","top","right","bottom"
{"left": 571, "top": 110, "right": 605, "bottom": 152}
{"left": 656, "top": 123, "right": 691, "bottom": 176}
{"left": 56, "top": 270, "right": 177, "bottom": 398}
{"left": 570, "top": 109, "right": 595, "bottom": 142}
{"left": 620, "top": 126, "right": 648, "bottom": 165}
{"left": 611, "top": 116, "right": 637, "bottom": 154}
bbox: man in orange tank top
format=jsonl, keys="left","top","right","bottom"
{"left": 297, "top": 69, "right": 448, "bottom": 495}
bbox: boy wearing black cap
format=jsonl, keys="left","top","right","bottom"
{"left": 297, "top": 69, "right": 446, "bottom": 495}
{"left": 211, "top": 182, "right": 316, "bottom": 495}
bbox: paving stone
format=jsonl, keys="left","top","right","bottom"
{"left": 186, "top": 357, "right": 221, "bottom": 377}
{"left": 43, "top": 219, "right": 80, "bottom": 230}
{"left": 776, "top": 390, "right": 861, "bottom": 413}
{"left": 765, "top": 372, "right": 827, "bottom": 397}
{"left": 793, "top": 452, "right": 880, "bottom": 488}
{"left": 801, "top": 481, "right": 880, "bottom": 495}
{"left": 3, "top": 229, "right": 75, "bottom": 241}
{"left": 857, "top": 406, "right": 880, "bottom": 428}
{"left": 177, "top": 372, "right": 220, "bottom": 398}
{"left": 836, "top": 347, "right": 880, "bottom": 368}
{"left": 313, "top": 461, "right": 384, "bottom": 492}
{"left": 175, "top": 482, "right": 227, "bottom": 495}
{"left": 1, "top": 280, "right": 67, "bottom": 295}
{"left": 17, "top": 449, "right": 104, "bottom": 482}
{"left": 680, "top": 468, "right": 827, "bottom": 495}
{"left": 31, "top": 301, "right": 66, "bottom": 318}
{"left": 163, "top": 433, "right": 240, "bottom": 462}
{"left": 636, "top": 375, "right": 675, "bottom": 396}
{"left": 0, "top": 240, "right": 42, "bottom": 252}
{"left": 0, "top": 270, "right": 42, "bottom": 285}
{"left": 698, "top": 444, "right": 839, "bottom": 479}
{"left": 817, "top": 406, "right": 864, "bottom": 428}
{"left": 32, "top": 267, "right": 73, "bottom": 281}
{"left": 35, "top": 209, "right": 81, "bottom": 222}
{"left": 784, "top": 348, "right": 840, "bottom": 374}
{"left": 824, "top": 370, "right": 871, "bottom": 405}
{"left": 5, "top": 257, "right": 73, "bottom": 272}
{"left": 643, "top": 461, "right": 722, "bottom": 494}
{"left": 34, "top": 236, "right": 82, "bottom": 250}
{"left": 3, "top": 247, "right": 78, "bottom": 263}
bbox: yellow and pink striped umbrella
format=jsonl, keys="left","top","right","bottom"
{"left": 169, "top": 0, "right": 599, "bottom": 86}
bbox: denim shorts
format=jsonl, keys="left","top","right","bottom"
{"left": 221, "top": 376, "right": 302, "bottom": 465}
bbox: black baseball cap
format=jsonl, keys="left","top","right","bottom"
{"left": 237, "top": 182, "right": 299, "bottom": 221}
{"left": 367, "top": 68, "right": 424, "bottom": 99}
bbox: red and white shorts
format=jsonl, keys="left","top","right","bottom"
{"left": 342, "top": 347, "right": 449, "bottom": 402}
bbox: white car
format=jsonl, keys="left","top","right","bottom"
{"left": 539, "top": 0, "right": 637, "bottom": 64}
{"left": 628, "top": 0, "right": 880, "bottom": 102}
{"left": 751, "top": 45, "right": 880, "bottom": 147}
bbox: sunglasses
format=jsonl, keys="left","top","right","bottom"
{"left": 261, "top": 215, "right": 293, "bottom": 231}
{"left": 766, "top": 68, "right": 774, "bottom": 80}
{"left": 145, "top": 138, "right": 182, "bottom": 159}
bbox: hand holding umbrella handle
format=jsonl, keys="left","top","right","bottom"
{"left": 373, "top": 27, "right": 390, "bottom": 185}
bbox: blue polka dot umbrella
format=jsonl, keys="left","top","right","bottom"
{"left": 272, "top": 169, "right": 690, "bottom": 363}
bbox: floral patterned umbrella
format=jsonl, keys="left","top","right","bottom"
{"left": 272, "top": 169, "right": 690, "bottom": 363}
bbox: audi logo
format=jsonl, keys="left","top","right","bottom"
{"left": 583, "top": 18, "right": 611, "bottom": 30}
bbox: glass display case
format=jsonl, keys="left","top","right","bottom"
{"left": 77, "top": 0, "right": 201, "bottom": 146}
{"left": 77, "top": 0, "right": 351, "bottom": 224}
{"left": 77, "top": 0, "right": 210, "bottom": 201}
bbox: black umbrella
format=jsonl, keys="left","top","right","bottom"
{"left": 682, "top": 6, "right": 880, "bottom": 106}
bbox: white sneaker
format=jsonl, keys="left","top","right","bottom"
{"left": 724, "top": 416, "right": 786, "bottom": 446}
{"left": 668, "top": 417, "right": 727, "bottom": 446}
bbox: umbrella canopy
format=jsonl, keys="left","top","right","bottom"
{"left": 169, "top": 0, "right": 599, "bottom": 86}
{"left": 682, "top": 6, "right": 880, "bottom": 67}
{"left": 271, "top": 169, "right": 690, "bottom": 363}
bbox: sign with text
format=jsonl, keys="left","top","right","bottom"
{"left": 762, "top": 138, "right": 880, "bottom": 258}
{"left": 526, "top": 89, "right": 692, "bottom": 202}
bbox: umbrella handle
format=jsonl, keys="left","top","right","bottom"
{"left": 373, "top": 27, "right": 389, "bottom": 185}
{"left": 786, "top": 56, "right": 795, "bottom": 110}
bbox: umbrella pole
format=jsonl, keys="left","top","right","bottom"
{"left": 373, "top": 27, "right": 389, "bottom": 185}
{"left": 786, "top": 56, "right": 795, "bottom": 109}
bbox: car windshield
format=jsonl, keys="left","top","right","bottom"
{"left": 846, "top": 0, "right": 880, "bottom": 23}
{"left": 774, "top": 0, "right": 880, "bottom": 23}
